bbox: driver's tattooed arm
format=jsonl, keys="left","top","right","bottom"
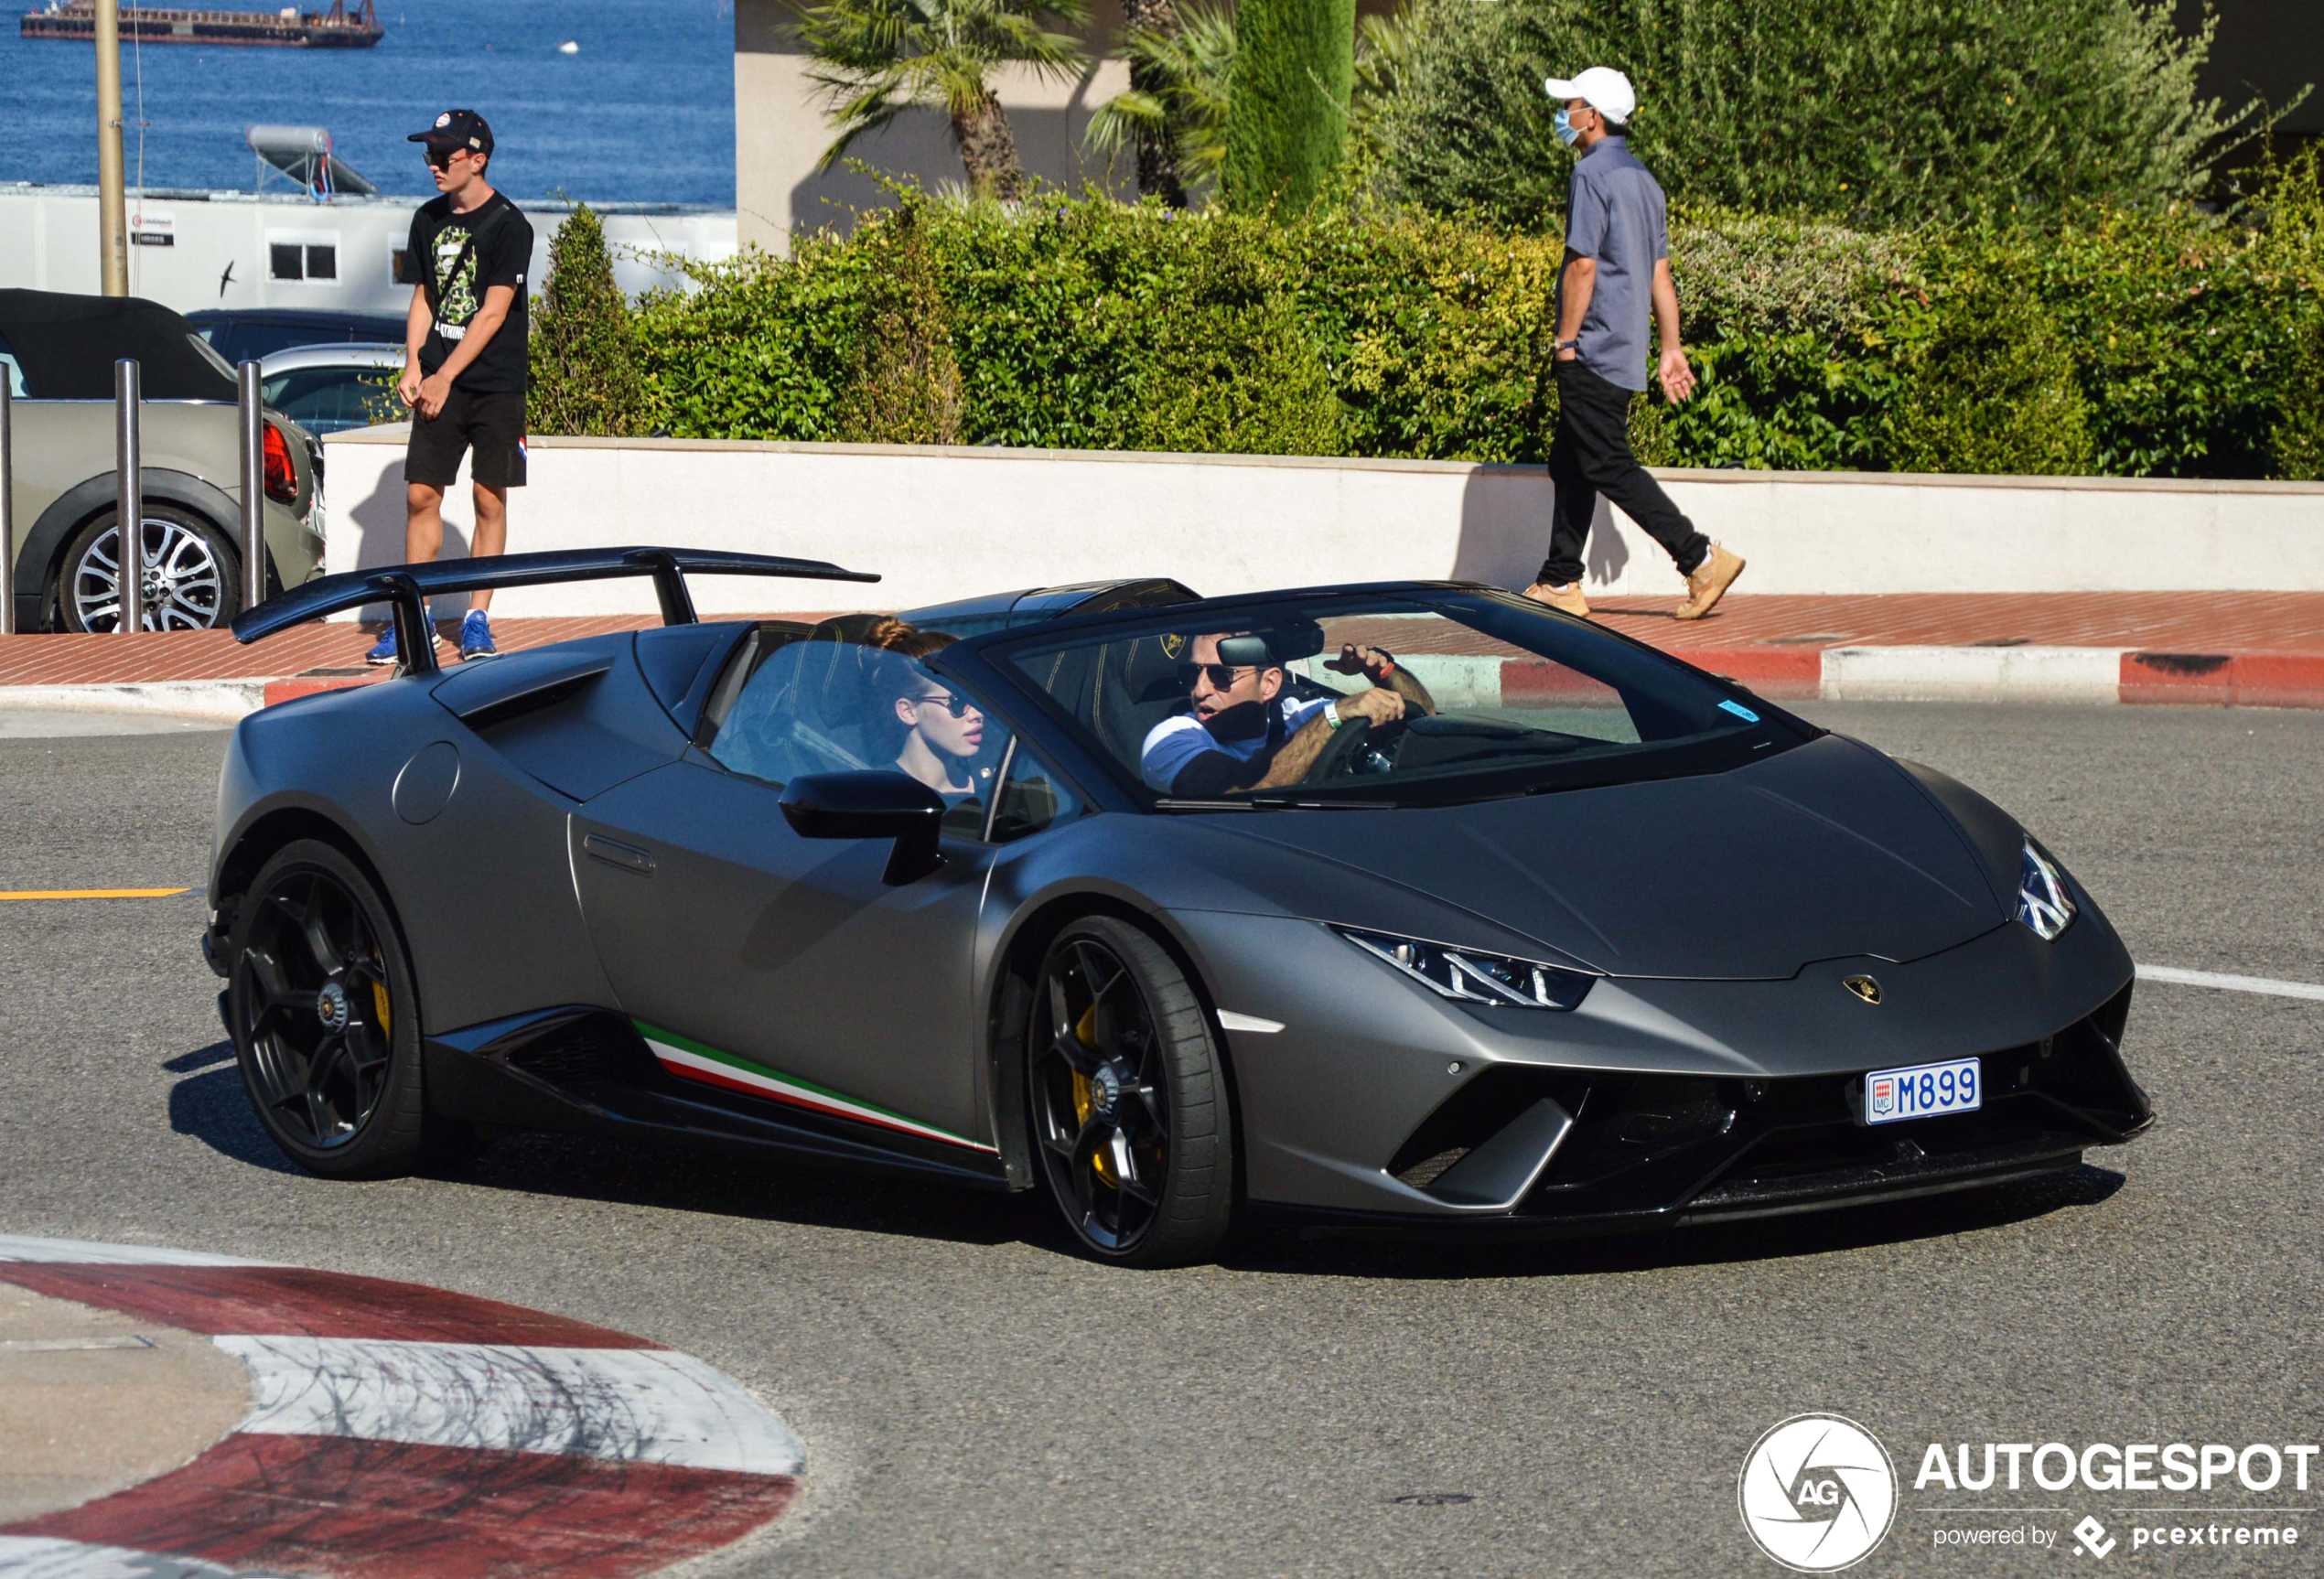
{"left": 1251, "top": 688, "right": 1408, "bottom": 790}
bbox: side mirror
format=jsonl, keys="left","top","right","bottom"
{"left": 780, "top": 771, "right": 948, "bottom": 886}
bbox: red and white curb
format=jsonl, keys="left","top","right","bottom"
{"left": 1389, "top": 648, "right": 2324, "bottom": 708}
{"left": 0, "top": 1236, "right": 802, "bottom": 1579}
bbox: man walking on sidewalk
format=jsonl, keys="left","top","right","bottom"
{"left": 1524, "top": 67, "right": 1743, "bottom": 624}
{"left": 370, "top": 108, "right": 533, "bottom": 666}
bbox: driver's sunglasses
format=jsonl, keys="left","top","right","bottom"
{"left": 424, "top": 146, "right": 466, "bottom": 169}
{"left": 909, "top": 690, "right": 978, "bottom": 718}
{"left": 1178, "top": 662, "right": 1257, "bottom": 690}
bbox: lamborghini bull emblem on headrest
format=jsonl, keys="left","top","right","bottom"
{"left": 1159, "top": 633, "right": 1186, "bottom": 660}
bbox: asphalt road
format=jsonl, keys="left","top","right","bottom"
{"left": 1, "top": 702, "right": 2320, "bottom": 1577}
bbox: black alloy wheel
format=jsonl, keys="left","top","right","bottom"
{"left": 1029, "top": 917, "right": 1234, "bottom": 1267}
{"left": 228, "top": 840, "right": 429, "bottom": 1178}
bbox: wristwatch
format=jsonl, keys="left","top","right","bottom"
{"left": 1555, "top": 338, "right": 1580, "bottom": 352}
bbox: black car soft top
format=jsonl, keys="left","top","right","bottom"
{"left": 233, "top": 545, "right": 881, "bottom": 675}
{"left": 0, "top": 288, "right": 239, "bottom": 401}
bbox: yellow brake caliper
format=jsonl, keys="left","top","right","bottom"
{"left": 1071, "top": 1003, "right": 1119, "bottom": 1186}
{"left": 371, "top": 979, "right": 392, "bottom": 1035}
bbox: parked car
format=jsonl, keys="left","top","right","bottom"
{"left": 188, "top": 308, "right": 408, "bottom": 365}
{"left": 260, "top": 343, "right": 405, "bottom": 437}
{"left": 2, "top": 289, "right": 324, "bottom": 632}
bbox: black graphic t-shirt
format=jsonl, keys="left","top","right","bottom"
{"left": 407, "top": 191, "right": 533, "bottom": 395}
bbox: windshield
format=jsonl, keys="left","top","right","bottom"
{"left": 999, "top": 590, "right": 1804, "bottom": 809}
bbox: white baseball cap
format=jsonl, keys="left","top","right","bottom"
{"left": 1544, "top": 66, "right": 1636, "bottom": 125}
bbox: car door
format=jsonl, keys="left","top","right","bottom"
{"left": 569, "top": 629, "right": 1010, "bottom": 1155}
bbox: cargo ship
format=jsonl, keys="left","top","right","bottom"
{"left": 20, "top": 0, "right": 382, "bottom": 48}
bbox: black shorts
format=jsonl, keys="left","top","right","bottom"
{"left": 405, "top": 387, "right": 528, "bottom": 489}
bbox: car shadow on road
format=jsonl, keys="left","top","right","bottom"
{"left": 166, "top": 1041, "right": 303, "bottom": 1175}
{"left": 165, "top": 1037, "right": 2125, "bottom": 1271}
{"left": 443, "top": 1131, "right": 1048, "bottom": 1250}
{"left": 1221, "top": 1165, "right": 2127, "bottom": 1280}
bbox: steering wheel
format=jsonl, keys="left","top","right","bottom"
{"left": 1303, "top": 710, "right": 1407, "bottom": 783}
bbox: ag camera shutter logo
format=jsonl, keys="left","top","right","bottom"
{"left": 1738, "top": 1413, "right": 1898, "bottom": 1571}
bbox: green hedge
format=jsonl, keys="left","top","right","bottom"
{"left": 542, "top": 159, "right": 2324, "bottom": 479}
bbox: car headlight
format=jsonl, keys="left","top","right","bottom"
{"left": 2017, "top": 839, "right": 2077, "bottom": 940}
{"left": 1333, "top": 926, "right": 1595, "bottom": 1010}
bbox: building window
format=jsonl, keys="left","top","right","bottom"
{"left": 268, "top": 241, "right": 339, "bottom": 282}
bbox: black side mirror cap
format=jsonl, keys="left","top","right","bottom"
{"left": 780, "top": 771, "right": 948, "bottom": 885}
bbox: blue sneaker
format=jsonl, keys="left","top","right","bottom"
{"left": 458, "top": 609, "right": 500, "bottom": 661}
{"left": 364, "top": 625, "right": 401, "bottom": 666}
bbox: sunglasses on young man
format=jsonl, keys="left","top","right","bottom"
{"left": 424, "top": 146, "right": 473, "bottom": 169}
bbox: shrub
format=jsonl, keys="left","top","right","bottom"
{"left": 1222, "top": 0, "right": 1355, "bottom": 214}
{"left": 529, "top": 205, "right": 647, "bottom": 436}
{"left": 1374, "top": 0, "right": 2251, "bottom": 231}
{"left": 586, "top": 177, "right": 2323, "bottom": 479}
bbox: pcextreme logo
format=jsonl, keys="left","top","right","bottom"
{"left": 1739, "top": 1413, "right": 1899, "bottom": 1572}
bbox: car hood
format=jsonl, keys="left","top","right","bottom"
{"left": 1206, "top": 735, "right": 2009, "bottom": 980}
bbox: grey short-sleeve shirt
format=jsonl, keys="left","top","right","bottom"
{"left": 1555, "top": 135, "right": 1669, "bottom": 392}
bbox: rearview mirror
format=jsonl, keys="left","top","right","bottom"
{"left": 779, "top": 771, "right": 948, "bottom": 885}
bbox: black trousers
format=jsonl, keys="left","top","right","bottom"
{"left": 1536, "top": 359, "right": 1708, "bottom": 586}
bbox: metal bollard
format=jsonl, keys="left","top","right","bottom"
{"left": 115, "top": 358, "right": 143, "bottom": 634}
{"left": 238, "top": 361, "right": 264, "bottom": 612}
{"left": 0, "top": 380, "right": 14, "bottom": 636}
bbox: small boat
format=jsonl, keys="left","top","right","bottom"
{"left": 556, "top": 38, "right": 576, "bottom": 52}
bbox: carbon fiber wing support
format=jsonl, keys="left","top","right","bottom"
{"left": 230, "top": 545, "right": 880, "bottom": 676}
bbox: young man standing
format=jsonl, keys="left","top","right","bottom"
{"left": 1524, "top": 67, "right": 1744, "bottom": 624}
{"left": 370, "top": 108, "right": 533, "bottom": 665}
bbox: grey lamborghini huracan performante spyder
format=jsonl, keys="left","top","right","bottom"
{"left": 203, "top": 548, "right": 2151, "bottom": 1266}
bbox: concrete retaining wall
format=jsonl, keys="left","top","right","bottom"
{"left": 318, "top": 428, "right": 2324, "bottom": 620}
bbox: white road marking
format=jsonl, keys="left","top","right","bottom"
{"left": 1217, "top": 1011, "right": 1285, "bottom": 1034}
{"left": 216, "top": 1336, "right": 806, "bottom": 1475}
{"left": 0, "top": 1537, "right": 246, "bottom": 1578}
{"left": 2136, "top": 964, "right": 2324, "bottom": 1004}
{"left": 0, "top": 1236, "right": 268, "bottom": 1267}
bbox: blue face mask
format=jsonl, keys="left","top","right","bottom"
{"left": 1554, "top": 107, "right": 1581, "bottom": 146}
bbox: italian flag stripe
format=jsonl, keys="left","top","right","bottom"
{"left": 636, "top": 1021, "right": 996, "bottom": 1155}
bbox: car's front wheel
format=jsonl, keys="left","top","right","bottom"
{"left": 59, "top": 504, "right": 242, "bottom": 632}
{"left": 227, "top": 840, "right": 429, "bottom": 1178}
{"left": 1028, "top": 918, "right": 1234, "bottom": 1267}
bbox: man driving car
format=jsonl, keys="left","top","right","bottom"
{"left": 1140, "top": 632, "right": 1436, "bottom": 796}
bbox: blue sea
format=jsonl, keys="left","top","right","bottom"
{"left": 0, "top": 0, "right": 735, "bottom": 205}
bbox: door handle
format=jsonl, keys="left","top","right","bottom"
{"left": 583, "top": 833, "right": 655, "bottom": 875}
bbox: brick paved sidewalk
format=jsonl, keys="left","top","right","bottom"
{"left": 1, "top": 593, "right": 2320, "bottom": 708}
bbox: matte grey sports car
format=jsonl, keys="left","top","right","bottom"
{"left": 202, "top": 547, "right": 2152, "bottom": 1266}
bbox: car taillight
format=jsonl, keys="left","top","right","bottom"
{"left": 263, "top": 422, "right": 297, "bottom": 504}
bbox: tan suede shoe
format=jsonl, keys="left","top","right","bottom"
{"left": 1523, "top": 581, "right": 1592, "bottom": 618}
{"left": 1673, "top": 544, "right": 1745, "bottom": 621}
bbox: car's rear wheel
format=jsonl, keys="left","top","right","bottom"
{"left": 59, "top": 504, "right": 242, "bottom": 632}
{"left": 1028, "top": 918, "right": 1234, "bottom": 1267}
{"left": 227, "top": 840, "right": 428, "bottom": 1178}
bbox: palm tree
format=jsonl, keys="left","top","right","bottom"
{"left": 791, "top": 0, "right": 1092, "bottom": 201}
{"left": 1084, "top": 2, "right": 1234, "bottom": 204}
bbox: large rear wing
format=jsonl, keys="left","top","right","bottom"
{"left": 231, "top": 545, "right": 880, "bottom": 675}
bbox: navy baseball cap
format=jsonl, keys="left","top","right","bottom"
{"left": 410, "top": 109, "right": 493, "bottom": 155}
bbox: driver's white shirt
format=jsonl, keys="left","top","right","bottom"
{"left": 1139, "top": 694, "right": 1337, "bottom": 792}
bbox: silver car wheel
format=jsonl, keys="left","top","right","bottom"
{"left": 71, "top": 516, "right": 229, "bottom": 631}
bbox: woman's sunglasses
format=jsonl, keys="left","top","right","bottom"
{"left": 909, "top": 691, "right": 979, "bottom": 718}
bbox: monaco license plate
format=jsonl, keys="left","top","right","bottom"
{"left": 1864, "top": 1057, "right": 1981, "bottom": 1125}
